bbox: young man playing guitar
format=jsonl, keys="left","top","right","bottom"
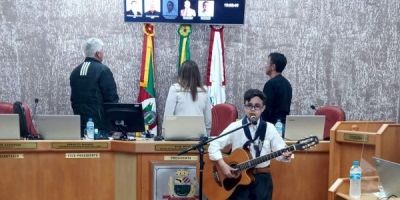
{"left": 207, "top": 89, "right": 292, "bottom": 200}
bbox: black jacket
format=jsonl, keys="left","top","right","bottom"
{"left": 70, "top": 57, "right": 119, "bottom": 135}
{"left": 261, "top": 74, "right": 292, "bottom": 124}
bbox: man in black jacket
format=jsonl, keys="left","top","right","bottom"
{"left": 261, "top": 52, "right": 292, "bottom": 136}
{"left": 70, "top": 38, "right": 119, "bottom": 136}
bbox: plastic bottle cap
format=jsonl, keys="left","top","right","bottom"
{"left": 352, "top": 160, "right": 359, "bottom": 166}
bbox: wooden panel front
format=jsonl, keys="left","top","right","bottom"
{"left": 137, "top": 153, "right": 198, "bottom": 200}
{"left": 376, "top": 124, "right": 400, "bottom": 163}
{"left": 271, "top": 141, "right": 330, "bottom": 200}
{"left": 0, "top": 151, "right": 115, "bottom": 200}
{"left": 0, "top": 152, "right": 40, "bottom": 200}
{"left": 40, "top": 152, "right": 115, "bottom": 200}
{"left": 115, "top": 153, "right": 137, "bottom": 200}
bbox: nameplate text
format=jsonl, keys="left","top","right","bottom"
{"left": 51, "top": 142, "right": 109, "bottom": 150}
{"left": 65, "top": 153, "right": 100, "bottom": 159}
{"left": 164, "top": 156, "right": 198, "bottom": 161}
{"left": 343, "top": 133, "right": 369, "bottom": 143}
{"left": 155, "top": 144, "right": 193, "bottom": 151}
{"left": 0, "top": 142, "right": 37, "bottom": 150}
{"left": 0, "top": 154, "right": 24, "bottom": 159}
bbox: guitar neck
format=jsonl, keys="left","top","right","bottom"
{"left": 236, "top": 145, "right": 296, "bottom": 171}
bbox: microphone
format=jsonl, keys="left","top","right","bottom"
{"left": 32, "top": 98, "right": 39, "bottom": 121}
{"left": 310, "top": 105, "right": 316, "bottom": 110}
{"left": 250, "top": 116, "right": 258, "bottom": 125}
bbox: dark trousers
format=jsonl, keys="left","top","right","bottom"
{"left": 228, "top": 173, "right": 273, "bottom": 200}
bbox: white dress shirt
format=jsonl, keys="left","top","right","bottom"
{"left": 208, "top": 118, "right": 287, "bottom": 168}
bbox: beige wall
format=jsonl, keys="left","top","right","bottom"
{"left": 0, "top": 0, "right": 399, "bottom": 126}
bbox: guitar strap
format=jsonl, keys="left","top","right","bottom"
{"left": 242, "top": 117, "right": 267, "bottom": 158}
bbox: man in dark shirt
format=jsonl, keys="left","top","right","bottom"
{"left": 261, "top": 52, "right": 292, "bottom": 133}
{"left": 70, "top": 38, "right": 119, "bottom": 136}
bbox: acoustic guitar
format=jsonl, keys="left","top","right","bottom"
{"left": 203, "top": 136, "right": 319, "bottom": 200}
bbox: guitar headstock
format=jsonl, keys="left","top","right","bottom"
{"left": 294, "top": 136, "right": 319, "bottom": 150}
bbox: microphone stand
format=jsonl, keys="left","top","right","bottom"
{"left": 177, "top": 121, "right": 253, "bottom": 200}
{"left": 28, "top": 98, "right": 40, "bottom": 140}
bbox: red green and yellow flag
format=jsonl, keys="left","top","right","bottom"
{"left": 138, "top": 23, "right": 157, "bottom": 135}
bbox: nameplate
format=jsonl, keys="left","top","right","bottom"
{"left": 0, "top": 142, "right": 37, "bottom": 150}
{"left": 343, "top": 133, "right": 369, "bottom": 143}
{"left": 164, "top": 156, "right": 198, "bottom": 161}
{"left": 51, "top": 142, "right": 109, "bottom": 150}
{"left": 0, "top": 154, "right": 24, "bottom": 159}
{"left": 155, "top": 144, "right": 194, "bottom": 151}
{"left": 65, "top": 153, "right": 100, "bottom": 159}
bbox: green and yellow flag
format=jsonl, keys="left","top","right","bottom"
{"left": 178, "top": 24, "right": 192, "bottom": 68}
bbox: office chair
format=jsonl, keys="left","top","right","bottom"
{"left": 0, "top": 102, "right": 14, "bottom": 113}
{"left": 0, "top": 101, "right": 38, "bottom": 137}
{"left": 210, "top": 103, "right": 238, "bottom": 137}
{"left": 314, "top": 105, "right": 346, "bottom": 140}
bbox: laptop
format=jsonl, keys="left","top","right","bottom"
{"left": 284, "top": 115, "right": 325, "bottom": 140}
{"left": 35, "top": 115, "right": 81, "bottom": 140}
{"left": 163, "top": 116, "right": 206, "bottom": 141}
{"left": 373, "top": 157, "right": 400, "bottom": 197}
{"left": 0, "top": 114, "right": 20, "bottom": 139}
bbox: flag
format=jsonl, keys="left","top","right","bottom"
{"left": 138, "top": 23, "right": 157, "bottom": 135}
{"left": 206, "top": 25, "right": 226, "bottom": 106}
{"left": 178, "top": 24, "right": 192, "bottom": 68}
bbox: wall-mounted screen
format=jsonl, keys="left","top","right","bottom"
{"left": 124, "top": 0, "right": 245, "bottom": 25}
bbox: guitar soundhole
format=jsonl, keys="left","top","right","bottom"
{"left": 223, "top": 164, "right": 241, "bottom": 190}
{"left": 223, "top": 176, "right": 241, "bottom": 190}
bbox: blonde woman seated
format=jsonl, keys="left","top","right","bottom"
{"left": 164, "top": 60, "right": 212, "bottom": 136}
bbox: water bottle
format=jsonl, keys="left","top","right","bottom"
{"left": 86, "top": 118, "right": 95, "bottom": 140}
{"left": 275, "top": 119, "right": 284, "bottom": 138}
{"left": 349, "top": 160, "right": 362, "bottom": 199}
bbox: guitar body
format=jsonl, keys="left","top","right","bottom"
{"left": 202, "top": 136, "right": 319, "bottom": 200}
{"left": 203, "top": 148, "right": 255, "bottom": 200}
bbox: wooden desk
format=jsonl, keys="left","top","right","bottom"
{"left": 0, "top": 139, "right": 330, "bottom": 200}
{"left": 328, "top": 122, "right": 399, "bottom": 188}
{"left": 272, "top": 141, "right": 330, "bottom": 200}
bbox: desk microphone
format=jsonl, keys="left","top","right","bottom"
{"left": 310, "top": 105, "right": 316, "bottom": 110}
{"left": 32, "top": 98, "right": 39, "bottom": 121}
{"left": 27, "top": 98, "right": 42, "bottom": 140}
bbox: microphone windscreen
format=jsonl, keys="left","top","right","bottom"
{"left": 250, "top": 116, "right": 257, "bottom": 125}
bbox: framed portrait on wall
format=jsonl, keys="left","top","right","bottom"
{"left": 152, "top": 162, "right": 200, "bottom": 200}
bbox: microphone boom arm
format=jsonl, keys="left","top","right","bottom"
{"left": 177, "top": 121, "right": 252, "bottom": 155}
